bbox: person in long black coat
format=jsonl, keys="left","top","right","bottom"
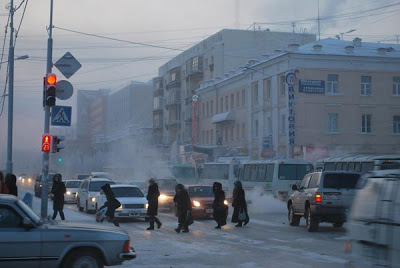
{"left": 98, "top": 183, "right": 120, "bottom": 227}
{"left": 5, "top": 173, "right": 18, "bottom": 196}
{"left": 51, "top": 173, "right": 66, "bottom": 220}
{"left": 146, "top": 178, "right": 162, "bottom": 230}
{"left": 231, "top": 180, "right": 249, "bottom": 227}
{"left": 212, "top": 182, "right": 227, "bottom": 229}
{"left": 173, "top": 184, "right": 192, "bottom": 233}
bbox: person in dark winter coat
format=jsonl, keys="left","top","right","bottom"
{"left": 173, "top": 184, "right": 192, "bottom": 233}
{"left": 212, "top": 182, "right": 227, "bottom": 229}
{"left": 0, "top": 171, "right": 9, "bottom": 194}
{"left": 98, "top": 183, "right": 121, "bottom": 227}
{"left": 51, "top": 174, "right": 66, "bottom": 220}
{"left": 5, "top": 173, "right": 18, "bottom": 196}
{"left": 146, "top": 178, "right": 162, "bottom": 230}
{"left": 231, "top": 180, "right": 249, "bottom": 227}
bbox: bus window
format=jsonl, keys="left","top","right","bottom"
{"left": 341, "top": 162, "right": 348, "bottom": 170}
{"left": 250, "top": 165, "right": 258, "bottom": 181}
{"left": 360, "top": 162, "right": 374, "bottom": 174}
{"left": 380, "top": 161, "right": 400, "bottom": 170}
{"left": 257, "top": 165, "right": 267, "bottom": 182}
{"left": 243, "top": 165, "right": 251, "bottom": 181}
{"left": 278, "top": 164, "right": 312, "bottom": 180}
{"left": 354, "top": 162, "right": 361, "bottom": 172}
{"left": 265, "top": 164, "right": 274, "bottom": 182}
{"left": 335, "top": 163, "right": 342, "bottom": 170}
{"left": 347, "top": 162, "right": 355, "bottom": 171}
{"left": 324, "top": 162, "right": 335, "bottom": 171}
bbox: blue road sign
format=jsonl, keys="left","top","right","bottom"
{"left": 51, "top": 105, "right": 72, "bottom": 126}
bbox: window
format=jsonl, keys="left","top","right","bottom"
{"left": 327, "top": 74, "right": 339, "bottom": 94}
{"left": 202, "top": 103, "right": 205, "bottom": 118}
{"left": 202, "top": 130, "right": 205, "bottom": 144}
{"left": 206, "top": 102, "right": 209, "bottom": 117}
{"left": 236, "top": 92, "right": 240, "bottom": 107}
{"left": 394, "top": 115, "right": 400, "bottom": 134}
{"left": 0, "top": 206, "right": 22, "bottom": 227}
{"left": 265, "top": 164, "right": 274, "bottom": 182}
{"left": 236, "top": 124, "right": 240, "bottom": 140}
{"left": 362, "top": 114, "right": 372, "bottom": 133}
{"left": 242, "top": 89, "right": 246, "bottom": 106}
{"left": 242, "top": 123, "right": 246, "bottom": 138}
{"left": 393, "top": 77, "right": 400, "bottom": 96}
{"left": 252, "top": 82, "right": 259, "bottom": 105}
{"left": 280, "top": 114, "right": 286, "bottom": 134}
{"left": 211, "top": 129, "right": 214, "bottom": 144}
{"left": 225, "top": 126, "right": 228, "bottom": 142}
{"left": 280, "top": 75, "right": 286, "bottom": 95}
{"left": 268, "top": 117, "right": 272, "bottom": 134}
{"left": 210, "top": 100, "right": 213, "bottom": 115}
{"left": 230, "top": 126, "right": 234, "bottom": 141}
{"left": 327, "top": 113, "right": 338, "bottom": 132}
{"left": 299, "top": 175, "right": 311, "bottom": 189}
{"left": 225, "top": 96, "right": 229, "bottom": 111}
{"left": 220, "top": 97, "right": 223, "bottom": 113}
{"left": 250, "top": 165, "right": 258, "bottom": 181}
{"left": 231, "top": 94, "right": 234, "bottom": 109}
{"left": 257, "top": 165, "right": 267, "bottom": 181}
{"left": 361, "top": 76, "right": 372, "bottom": 96}
{"left": 264, "top": 79, "right": 271, "bottom": 99}
{"left": 206, "top": 130, "right": 209, "bottom": 144}
{"left": 254, "top": 119, "right": 259, "bottom": 137}
{"left": 308, "top": 174, "right": 320, "bottom": 188}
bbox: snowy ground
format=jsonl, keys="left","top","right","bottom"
{"left": 20, "top": 184, "right": 350, "bottom": 268}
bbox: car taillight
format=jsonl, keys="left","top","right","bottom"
{"left": 315, "top": 193, "right": 322, "bottom": 203}
{"left": 122, "top": 240, "right": 131, "bottom": 253}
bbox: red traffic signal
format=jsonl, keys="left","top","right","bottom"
{"left": 45, "top": 73, "right": 57, "bottom": 107}
{"left": 42, "top": 134, "right": 52, "bottom": 152}
{"left": 46, "top": 74, "right": 57, "bottom": 85}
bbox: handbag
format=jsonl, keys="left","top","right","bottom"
{"left": 186, "top": 210, "right": 194, "bottom": 226}
{"left": 238, "top": 207, "right": 247, "bottom": 221}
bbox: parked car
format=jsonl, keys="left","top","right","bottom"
{"left": 155, "top": 178, "right": 178, "bottom": 210}
{"left": 34, "top": 173, "right": 55, "bottom": 198}
{"left": 287, "top": 170, "right": 361, "bottom": 232}
{"left": 0, "top": 194, "right": 136, "bottom": 268}
{"left": 72, "top": 174, "right": 90, "bottom": 180}
{"left": 95, "top": 184, "right": 148, "bottom": 219}
{"left": 187, "top": 185, "right": 228, "bottom": 219}
{"left": 76, "top": 178, "right": 115, "bottom": 213}
{"left": 64, "top": 180, "right": 82, "bottom": 204}
{"left": 345, "top": 170, "right": 400, "bottom": 268}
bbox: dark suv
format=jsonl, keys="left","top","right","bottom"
{"left": 34, "top": 173, "right": 55, "bottom": 198}
{"left": 287, "top": 171, "right": 361, "bottom": 232}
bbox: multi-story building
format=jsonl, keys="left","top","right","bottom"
{"left": 197, "top": 38, "right": 400, "bottom": 160}
{"left": 153, "top": 29, "right": 316, "bottom": 153}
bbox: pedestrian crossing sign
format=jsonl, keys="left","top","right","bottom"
{"left": 51, "top": 106, "right": 72, "bottom": 126}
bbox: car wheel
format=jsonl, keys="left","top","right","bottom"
{"left": 62, "top": 249, "right": 103, "bottom": 268}
{"left": 85, "top": 201, "right": 90, "bottom": 214}
{"left": 288, "top": 204, "right": 300, "bottom": 226}
{"left": 306, "top": 208, "right": 319, "bottom": 232}
{"left": 95, "top": 203, "right": 98, "bottom": 213}
{"left": 333, "top": 222, "right": 344, "bottom": 228}
{"left": 77, "top": 198, "right": 84, "bottom": 212}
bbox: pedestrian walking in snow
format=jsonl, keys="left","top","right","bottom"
{"left": 51, "top": 173, "right": 66, "bottom": 220}
{"left": 146, "top": 178, "right": 162, "bottom": 230}
{"left": 231, "top": 180, "right": 249, "bottom": 227}
{"left": 212, "top": 182, "right": 227, "bottom": 229}
{"left": 5, "top": 173, "right": 18, "bottom": 196}
{"left": 98, "top": 183, "right": 121, "bottom": 227}
{"left": 173, "top": 184, "right": 192, "bottom": 233}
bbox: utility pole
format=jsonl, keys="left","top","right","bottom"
{"left": 317, "top": 0, "right": 321, "bottom": 41}
{"left": 5, "top": 0, "right": 15, "bottom": 174}
{"left": 41, "top": 0, "right": 54, "bottom": 219}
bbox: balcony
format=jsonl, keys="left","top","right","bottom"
{"left": 153, "top": 88, "right": 163, "bottom": 97}
{"left": 186, "top": 56, "right": 203, "bottom": 79}
{"left": 166, "top": 91, "right": 181, "bottom": 106}
{"left": 153, "top": 97, "right": 164, "bottom": 112}
{"left": 166, "top": 80, "right": 181, "bottom": 90}
{"left": 166, "top": 119, "right": 180, "bottom": 128}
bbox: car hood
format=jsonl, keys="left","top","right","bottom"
{"left": 46, "top": 221, "right": 128, "bottom": 236}
{"left": 190, "top": 197, "right": 214, "bottom": 203}
{"left": 159, "top": 190, "right": 175, "bottom": 196}
{"left": 117, "top": 197, "right": 147, "bottom": 204}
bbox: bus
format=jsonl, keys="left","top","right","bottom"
{"left": 315, "top": 155, "right": 400, "bottom": 175}
{"left": 170, "top": 164, "right": 196, "bottom": 184}
{"left": 237, "top": 159, "right": 314, "bottom": 201}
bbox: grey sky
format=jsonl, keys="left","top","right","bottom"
{"left": 0, "top": 0, "right": 399, "bottom": 164}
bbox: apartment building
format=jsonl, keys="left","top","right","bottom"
{"left": 197, "top": 38, "right": 400, "bottom": 160}
{"left": 153, "top": 29, "right": 316, "bottom": 150}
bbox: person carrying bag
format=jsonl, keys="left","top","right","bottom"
{"left": 212, "top": 182, "right": 228, "bottom": 229}
{"left": 231, "top": 180, "right": 249, "bottom": 227}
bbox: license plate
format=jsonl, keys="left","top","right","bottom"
{"left": 324, "top": 195, "right": 340, "bottom": 200}
{"left": 130, "top": 213, "right": 139, "bottom": 216}
{"left": 206, "top": 209, "right": 213, "bottom": 213}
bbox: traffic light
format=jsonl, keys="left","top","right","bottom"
{"left": 51, "top": 135, "right": 65, "bottom": 153}
{"left": 45, "top": 73, "right": 57, "bottom": 106}
{"left": 42, "top": 134, "right": 52, "bottom": 152}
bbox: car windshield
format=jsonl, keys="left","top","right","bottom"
{"left": 89, "top": 181, "right": 114, "bottom": 191}
{"left": 65, "top": 181, "right": 81, "bottom": 188}
{"left": 17, "top": 200, "right": 41, "bottom": 225}
{"left": 77, "top": 175, "right": 89, "bottom": 180}
{"left": 323, "top": 174, "right": 360, "bottom": 189}
{"left": 112, "top": 187, "right": 144, "bottom": 197}
{"left": 188, "top": 186, "right": 213, "bottom": 197}
{"left": 157, "top": 180, "right": 177, "bottom": 191}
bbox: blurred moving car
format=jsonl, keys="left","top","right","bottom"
{"left": 76, "top": 178, "right": 115, "bottom": 213}
{"left": 18, "top": 174, "right": 36, "bottom": 187}
{"left": 345, "top": 170, "right": 400, "bottom": 268}
{"left": 72, "top": 174, "right": 90, "bottom": 180}
{"left": 287, "top": 170, "right": 361, "bottom": 232}
{"left": 64, "top": 180, "right": 82, "bottom": 204}
{"left": 0, "top": 194, "right": 136, "bottom": 268}
{"left": 155, "top": 178, "right": 178, "bottom": 211}
{"left": 34, "top": 173, "right": 56, "bottom": 198}
{"left": 96, "top": 184, "right": 148, "bottom": 219}
{"left": 188, "top": 185, "right": 228, "bottom": 219}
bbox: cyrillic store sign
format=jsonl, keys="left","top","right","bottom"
{"left": 299, "top": 79, "right": 325, "bottom": 93}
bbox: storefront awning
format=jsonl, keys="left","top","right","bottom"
{"left": 211, "top": 111, "right": 235, "bottom": 123}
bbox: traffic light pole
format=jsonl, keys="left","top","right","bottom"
{"left": 41, "top": 0, "right": 54, "bottom": 219}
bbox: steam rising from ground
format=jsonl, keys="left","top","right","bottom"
{"left": 246, "top": 187, "right": 286, "bottom": 214}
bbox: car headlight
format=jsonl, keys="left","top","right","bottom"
{"left": 159, "top": 194, "right": 167, "bottom": 200}
{"left": 145, "top": 204, "right": 149, "bottom": 209}
{"left": 118, "top": 205, "right": 123, "bottom": 210}
{"left": 224, "top": 200, "right": 228, "bottom": 206}
{"left": 28, "top": 178, "right": 32, "bottom": 182}
{"left": 193, "top": 200, "right": 201, "bottom": 207}
{"left": 21, "top": 179, "right": 25, "bottom": 183}
{"left": 66, "top": 191, "right": 71, "bottom": 195}
{"left": 90, "top": 197, "right": 96, "bottom": 202}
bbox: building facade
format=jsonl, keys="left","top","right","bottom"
{"left": 196, "top": 38, "right": 400, "bottom": 160}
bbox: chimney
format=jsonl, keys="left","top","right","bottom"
{"left": 313, "top": 44, "right": 322, "bottom": 51}
{"left": 353, "top": 37, "right": 362, "bottom": 47}
{"left": 345, "top": 45, "right": 354, "bottom": 54}
{"left": 288, "top": 44, "right": 300, "bottom": 51}
{"left": 377, "top": 48, "right": 386, "bottom": 55}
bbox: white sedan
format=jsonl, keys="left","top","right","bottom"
{"left": 95, "top": 184, "right": 148, "bottom": 219}
{"left": 64, "top": 180, "right": 82, "bottom": 203}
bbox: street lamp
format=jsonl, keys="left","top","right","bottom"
{"left": 5, "top": 54, "right": 29, "bottom": 174}
{"left": 0, "top": 54, "right": 29, "bottom": 64}
{"left": 339, "top": 29, "right": 356, "bottom": 41}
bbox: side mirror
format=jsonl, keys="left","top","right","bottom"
{"left": 23, "top": 217, "right": 35, "bottom": 229}
{"left": 291, "top": 185, "right": 298, "bottom": 191}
